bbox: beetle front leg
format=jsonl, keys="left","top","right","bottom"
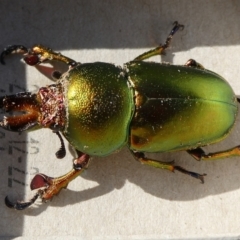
{"left": 5, "top": 151, "right": 90, "bottom": 210}
{"left": 1, "top": 44, "right": 77, "bottom": 67}
{"left": 5, "top": 192, "right": 41, "bottom": 210}
{"left": 134, "top": 21, "right": 184, "bottom": 61}
{"left": 26, "top": 45, "right": 78, "bottom": 67}
{"left": 0, "top": 45, "right": 28, "bottom": 64}
{"left": 131, "top": 151, "right": 206, "bottom": 183}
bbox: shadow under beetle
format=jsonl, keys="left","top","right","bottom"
{"left": 1, "top": 22, "right": 240, "bottom": 210}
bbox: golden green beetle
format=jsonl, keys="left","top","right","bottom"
{"left": 0, "top": 22, "right": 239, "bottom": 210}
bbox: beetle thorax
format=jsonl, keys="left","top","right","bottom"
{"left": 37, "top": 83, "right": 66, "bottom": 130}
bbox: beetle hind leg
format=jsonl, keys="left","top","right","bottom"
{"left": 131, "top": 151, "right": 206, "bottom": 183}
{"left": 188, "top": 146, "right": 240, "bottom": 161}
{"left": 184, "top": 59, "right": 205, "bottom": 69}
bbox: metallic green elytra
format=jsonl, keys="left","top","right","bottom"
{"left": 127, "top": 61, "right": 237, "bottom": 152}
{"left": 0, "top": 22, "right": 239, "bottom": 210}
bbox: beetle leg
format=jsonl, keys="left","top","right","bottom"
{"left": 188, "top": 146, "right": 240, "bottom": 161}
{"left": 1, "top": 44, "right": 77, "bottom": 67}
{"left": 131, "top": 151, "right": 206, "bottom": 183}
{"left": 5, "top": 193, "right": 40, "bottom": 210}
{"left": 184, "top": 59, "right": 205, "bottom": 69}
{"left": 134, "top": 21, "right": 184, "bottom": 61}
{"left": 25, "top": 45, "right": 78, "bottom": 67}
{"left": 5, "top": 151, "right": 90, "bottom": 210}
{"left": 30, "top": 151, "right": 90, "bottom": 202}
{"left": 0, "top": 45, "right": 28, "bottom": 64}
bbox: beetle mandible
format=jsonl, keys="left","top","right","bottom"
{"left": 0, "top": 22, "right": 239, "bottom": 210}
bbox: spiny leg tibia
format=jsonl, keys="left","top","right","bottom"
{"left": 188, "top": 146, "right": 240, "bottom": 161}
{"left": 131, "top": 151, "right": 206, "bottom": 183}
{"left": 1, "top": 44, "right": 77, "bottom": 67}
{"left": 5, "top": 151, "right": 90, "bottom": 210}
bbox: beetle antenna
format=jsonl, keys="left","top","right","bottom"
{"left": 55, "top": 131, "right": 66, "bottom": 159}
